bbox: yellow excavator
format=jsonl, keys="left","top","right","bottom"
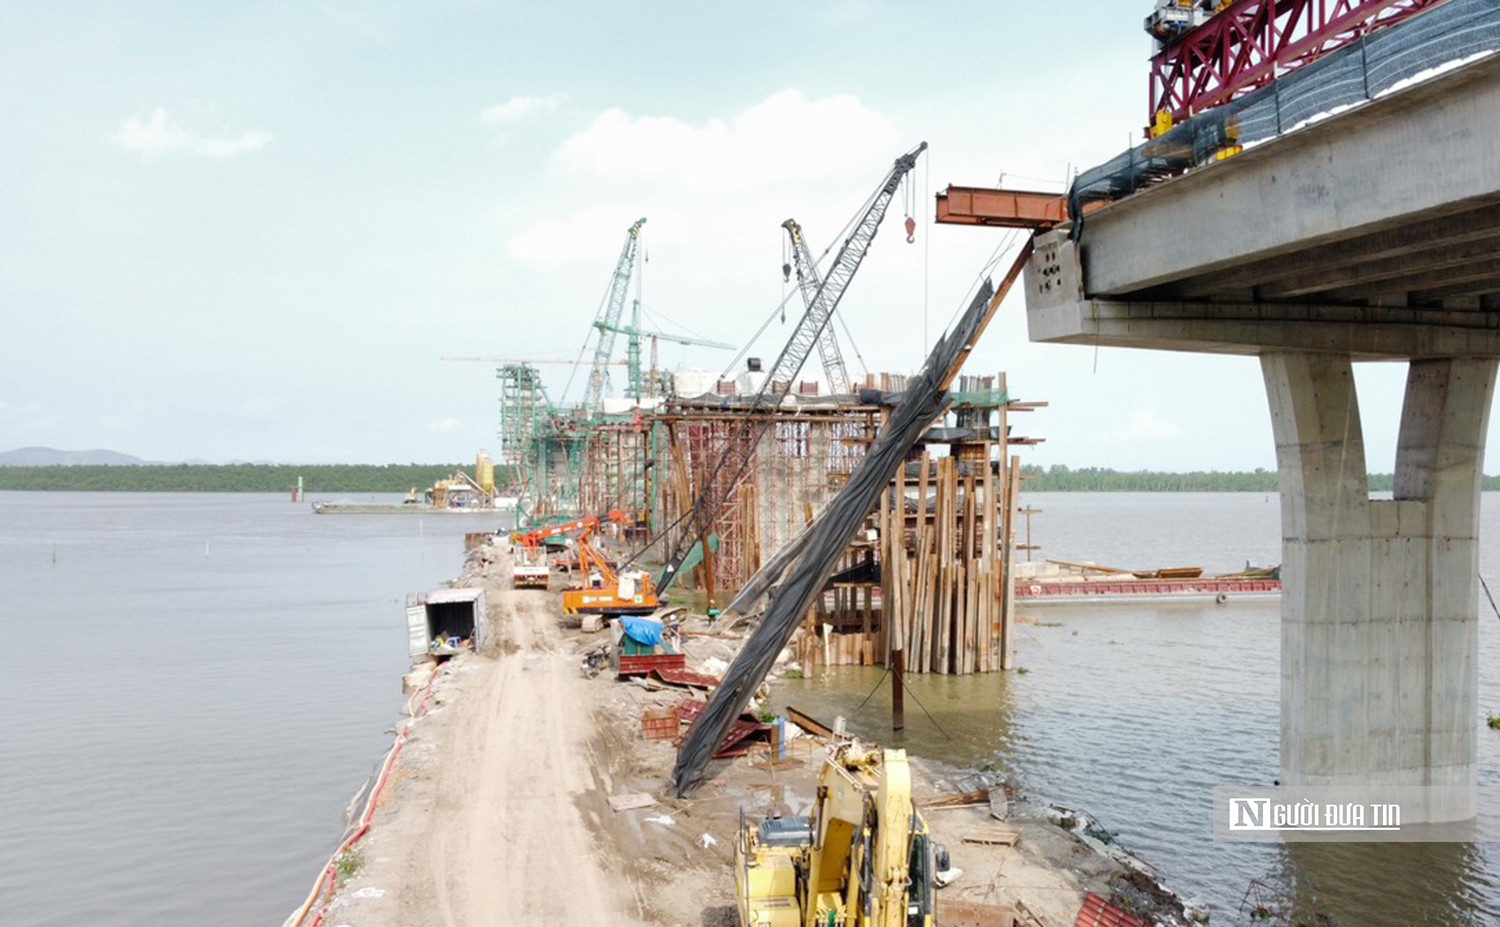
{"left": 734, "top": 741, "right": 937, "bottom": 927}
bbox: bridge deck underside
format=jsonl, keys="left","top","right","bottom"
{"left": 1125, "top": 195, "right": 1500, "bottom": 312}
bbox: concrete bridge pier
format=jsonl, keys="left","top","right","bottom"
{"left": 1264, "top": 353, "right": 1496, "bottom": 804}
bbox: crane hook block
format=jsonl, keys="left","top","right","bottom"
{"left": 904, "top": 215, "right": 917, "bottom": 243}
{"left": 782, "top": 262, "right": 792, "bottom": 282}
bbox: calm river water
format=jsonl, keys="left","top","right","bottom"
{"left": 0, "top": 492, "right": 506, "bottom": 927}
{"left": 6, "top": 491, "right": 1500, "bottom": 926}
{"left": 770, "top": 492, "right": 1500, "bottom": 926}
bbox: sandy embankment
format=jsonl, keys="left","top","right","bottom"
{"left": 301, "top": 541, "right": 1193, "bottom": 927}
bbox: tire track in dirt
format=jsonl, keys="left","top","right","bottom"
{"left": 409, "top": 590, "right": 646, "bottom": 926}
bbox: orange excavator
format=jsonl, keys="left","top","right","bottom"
{"left": 510, "top": 510, "right": 628, "bottom": 590}
{"left": 562, "top": 529, "right": 661, "bottom": 618}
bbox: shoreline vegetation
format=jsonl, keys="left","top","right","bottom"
{"left": 0, "top": 463, "right": 482, "bottom": 493}
{"left": 0, "top": 462, "right": 1476, "bottom": 492}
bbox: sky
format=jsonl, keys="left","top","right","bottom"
{"left": 0, "top": 1, "right": 1428, "bottom": 471}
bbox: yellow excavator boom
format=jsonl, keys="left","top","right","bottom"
{"left": 735, "top": 741, "right": 933, "bottom": 927}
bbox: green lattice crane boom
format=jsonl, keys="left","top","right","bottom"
{"left": 583, "top": 217, "right": 647, "bottom": 414}
{"left": 595, "top": 306, "right": 735, "bottom": 399}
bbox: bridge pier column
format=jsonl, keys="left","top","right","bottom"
{"left": 1263, "top": 353, "right": 1495, "bottom": 805}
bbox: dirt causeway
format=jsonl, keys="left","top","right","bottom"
{"left": 295, "top": 543, "right": 1185, "bottom": 927}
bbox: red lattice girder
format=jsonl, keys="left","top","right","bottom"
{"left": 1147, "top": 0, "right": 1445, "bottom": 132}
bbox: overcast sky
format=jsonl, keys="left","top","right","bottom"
{"left": 0, "top": 2, "right": 1431, "bottom": 471}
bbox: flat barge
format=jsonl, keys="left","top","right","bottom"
{"left": 1013, "top": 559, "right": 1280, "bottom": 602}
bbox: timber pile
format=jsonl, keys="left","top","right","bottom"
{"left": 783, "top": 372, "right": 1028, "bottom": 674}
{"left": 877, "top": 447, "right": 1019, "bottom": 674}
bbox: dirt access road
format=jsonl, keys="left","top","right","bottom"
{"left": 322, "top": 566, "right": 674, "bottom": 927}
{"left": 297, "top": 546, "right": 1182, "bottom": 927}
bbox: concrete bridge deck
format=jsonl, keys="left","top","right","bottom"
{"left": 1030, "top": 52, "right": 1500, "bottom": 359}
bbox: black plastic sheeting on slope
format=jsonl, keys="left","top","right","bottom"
{"left": 670, "top": 277, "right": 997, "bottom": 796}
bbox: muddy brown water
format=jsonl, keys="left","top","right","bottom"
{"left": 768, "top": 492, "right": 1500, "bottom": 927}
{"left": 0, "top": 491, "right": 508, "bottom": 926}
{"left": 7, "top": 490, "right": 1500, "bottom": 925}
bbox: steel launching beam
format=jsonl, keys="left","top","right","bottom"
{"left": 935, "top": 186, "right": 1071, "bottom": 230}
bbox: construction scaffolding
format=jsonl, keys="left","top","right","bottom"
{"left": 498, "top": 363, "right": 586, "bottom": 524}
{"left": 576, "top": 411, "right": 653, "bottom": 533}
{"left": 792, "top": 373, "right": 1042, "bottom": 675}
{"left": 512, "top": 350, "right": 1044, "bottom": 680}
{"left": 652, "top": 395, "right": 883, "bottom": 598}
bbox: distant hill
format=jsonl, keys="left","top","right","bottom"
{"left": 0, "top": 446, "right": 149, "bottom": 466}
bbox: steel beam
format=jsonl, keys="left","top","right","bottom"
{"left": 934, "top": 186, "right": 1069, "bottom": 230}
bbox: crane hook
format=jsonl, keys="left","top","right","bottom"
{"left": 782, "top": 262, "right": 792, "bottom": 282}
{"left": 904, "top": 215, "right": 917, "bottom": 244}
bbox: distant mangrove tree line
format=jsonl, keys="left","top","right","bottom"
{"left": 0, "top": 463, "right": 491, "bottom": 493}
{"left": 1017, "top": 465, "right": 1446, "bottom": 492}
{"left": 7, "top": 462, "right": 1500, "bottom": 493}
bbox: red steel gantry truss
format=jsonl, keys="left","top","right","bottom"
{"left": 1148, "top": 0, "right": 1445, "bottom": 131}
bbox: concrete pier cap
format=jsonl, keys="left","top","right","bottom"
{"left": 1024, "top": 55, "right": 1500, "bottom": 816}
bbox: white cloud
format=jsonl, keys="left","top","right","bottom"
{"left": 506, "top": 206, "right": 680, "bottom": 267}
{"left": 1107, "top": 410, "right": 1181, "bottom": 443}
{"left": 235, "top": 398, "right": 274, "bottom": 420}
{"left": 426, "top": 417, "right": 462, "bottom": 433}
{"left": 112, "top": 107, "right": 271, "bottom": 160}
{"left": 554, "top": 89, "right": 897, "bottom": 191}
{"left": 504, "top": 90, "right": 900, "bottom": 267}
{"left": 481, "top": 94, "right": 570, "bottom": 124}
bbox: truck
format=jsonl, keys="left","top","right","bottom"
{"left": 512, "top": 544, "right": 551, "bottom": 589}
{"left": 510, "top": 510, "right": 627, "bottom": 590}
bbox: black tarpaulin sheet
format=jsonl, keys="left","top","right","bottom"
{"left": 670, "top": 278, "right": 998, "bottom": 796}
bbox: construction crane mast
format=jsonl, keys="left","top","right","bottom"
{"left": 782, "top": 219, "right": 852, "bottom": 395}
{"left": 582, "top": 217, "right": 647, "bottom": 413}
{"left": 765, "top": 142, "right": 924, "bottom": 395}
{"left": 654, "top": 141, "right": 927, "bottom": 596}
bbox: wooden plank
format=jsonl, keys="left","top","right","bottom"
{"left": 879, "top": 484, "right": 891, "bottom": 664}
{"left": 919, "top": 789, "right": 991, "bottom": 808}
{"left": 608, "top": 792, "right": 658, "bottom": 812}
{"left": 913, "top": 525, "right": 926, "bottom": 673}
{"left": 1000, "top": 455, "right": 1021, "bottom": 671}
{"left": 936, "top": 898, "right": 1019, "bottom": 927}
{"left": 933, "top": 458, "right": 948, "bottom": 675}
{"left": 962, "top": 827, "right": 1021, "bottom": 847}
{"left": 981, "top": 568, "right": 994, "bottom": 673}
{"left": 784, "top": 704, "right": 834, "bottom": 738}
{"left": 962, "top": 476, "right": 975, "bottom": 674}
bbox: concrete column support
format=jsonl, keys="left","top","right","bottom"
{"left": 1263, "top": 353, "right": 1496, "bottom": 802}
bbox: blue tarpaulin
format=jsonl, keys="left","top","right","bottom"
{"left": 619, "top": 615, "right": 664, "bottom": 647}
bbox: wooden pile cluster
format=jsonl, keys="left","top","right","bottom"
{"left": 879, "top": 451, "right": 1020, "bottom": 674}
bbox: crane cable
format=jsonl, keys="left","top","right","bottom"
{"left": 941, "top": 228, "right": 1022, "bottom": 338}
{"left": 923, "top": 156, "right": 930, "bottom": 358}
{"left": 718, "top": 175, "right": 887, "bottom": 383}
